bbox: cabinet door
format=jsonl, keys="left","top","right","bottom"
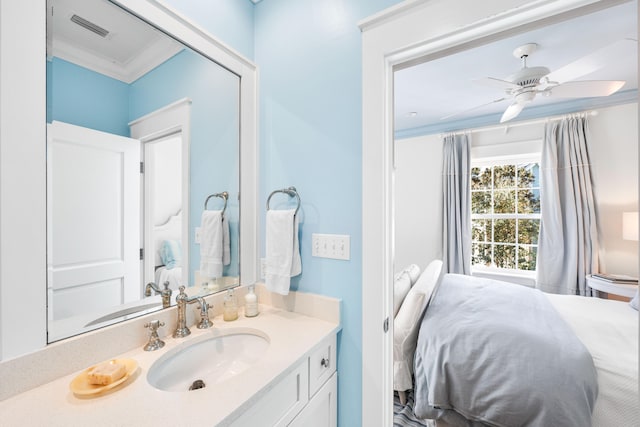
{"left": 289, "top": 372, "right": 337, "bottom": 427}
{"left": 309, "top": 335, "right": 337, "bottom": 397}
{"left": 231, "top": 359, "right": 308, "bottom": 427}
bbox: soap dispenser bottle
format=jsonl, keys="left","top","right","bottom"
{"left": 223, "top": 289, "right": 238, "bottom": 321}
{"left": 244, "top": 285, "right": 259, "bottom": 317}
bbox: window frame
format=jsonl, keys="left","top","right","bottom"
{"left": 470, "top": 152, "right": 541, "bottom": 275}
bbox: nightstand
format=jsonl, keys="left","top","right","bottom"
{"left": 586, "top": 275, "right": 637, "bottom": 301}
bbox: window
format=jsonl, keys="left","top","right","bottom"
{"left": 471, "top": 158, "right": 541, "bottom": 272}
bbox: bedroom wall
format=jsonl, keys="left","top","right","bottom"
{"left": 395, "top": 102, "right": 639, "bottom": 279}
{"left": 590, "top": 103, "right": 639, "bottom": 277}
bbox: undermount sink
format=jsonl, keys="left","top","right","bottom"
{"left": 147, "top": 328, "right": 270, "bottom": 392}
{"left": 84, "top": 302, "right": 162, "bottom": 327}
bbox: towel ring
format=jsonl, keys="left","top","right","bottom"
{"left": 204, "top": 191, "right": 229, "bottom": 214}
{"left": 267, "top": 186, "right": 301, "bottom": 216}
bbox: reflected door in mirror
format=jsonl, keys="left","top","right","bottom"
{"left": 47, "top": 121, "right": 141, "bottom": 324}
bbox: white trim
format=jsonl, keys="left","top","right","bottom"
{"left": 361, "top": 0, "right": 625, "bottom": 424}
{"left": 51, "top": 36, "right": 184, "bottom": 84}
{"left": 0, "top": 0, "right": 47, "bottom": 360}
{"left": 130, "top": 98, "right": 191, "bottom": 289}
{"left": 0, "top": 0, "right": 257, "bottom": 360}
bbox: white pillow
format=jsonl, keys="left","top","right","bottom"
{"left": 393, "top": 272, "right": 412, "bottom": 318}
{"left": 404, "top": 264, "right": 422, "bottom": 285}
{"left": 631, "top": 289, "right": 639, "bottom": 311}
{"left": 393, "top": 259, "right": 443, "bottom": 392}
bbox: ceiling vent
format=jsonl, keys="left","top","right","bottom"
{"left": 70, "top": 14, "right": 109, "bottom": 38}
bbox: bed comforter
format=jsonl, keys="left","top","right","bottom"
{"left": 413, "top": 274, "right": 598, "bottom": 427}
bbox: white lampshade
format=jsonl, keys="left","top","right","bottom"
{"left": 623, "top": 211, "right": 639, "bottom": 241}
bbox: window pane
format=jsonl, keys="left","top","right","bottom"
{"left": 494, "top": 190, "right": 515, "bottom": 213}
{"left": 471, "top": 243, "right": 492, "bottom": 267}
{"left": 471, "top": 166, "right": 491, "bottom": 190}
{"left": 494, "top": 244, "right": 516, "bottom": 269}
{"left": 494, "top": 219, "right": 516, "bottom": 243}
{"left": 518, "top": 219, "right": 540, "bottom": 244}
{"left": 494, "top": 165, "right": 515, "bottom": 188}
{"left": 472, "top": 191, "right": 491, "bottom": 214}
{"left": 518, "top": 189, "right": 540, "bottom": 213}
{"left": 472, "top": 219, "right": 491, "bottom": 242}
{"left": 517, "top": 163, "right": 540, "bottom": 188}
{"left": 518, "top": 246, "right": 537, "bottom": 271}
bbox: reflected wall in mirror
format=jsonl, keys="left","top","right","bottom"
{"left": 46, "top": 0, "right": 240, "bottom": 342}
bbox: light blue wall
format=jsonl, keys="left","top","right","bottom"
{"left": 253, "top": 2, "right": 401, "bottom": 425}
{"left": 162, "top": 0, "right": 255, "bottom": 60}
{"left": 47, "top": 57, "right": 130, "bottom": 136}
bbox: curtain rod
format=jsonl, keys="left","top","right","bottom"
{"left": 441, "top": 110, "right": 598, "bottom": 137}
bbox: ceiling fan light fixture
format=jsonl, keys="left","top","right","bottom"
{"left": 500, "top": 103, "right": 524, "bottom": 123}
{"left": 515, "top": 91, "right": 536, "bottom": 104}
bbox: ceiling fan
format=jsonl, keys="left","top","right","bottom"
{"left": 447, "top": 42, "right": 627, "bottom": 123}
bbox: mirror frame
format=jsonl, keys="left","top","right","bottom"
{"left": 0, "top": 0, "right": 257, "bottom": 360}
{"left": 360, "top": 0, "right": 625, "bottom": 424}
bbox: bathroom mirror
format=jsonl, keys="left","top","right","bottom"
{"left": 46, "top": 0, "right": 240, "bottom": 342}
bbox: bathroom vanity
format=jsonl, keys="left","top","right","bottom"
{"left": 0, "top": 287, "right": 340, "bottom": 426}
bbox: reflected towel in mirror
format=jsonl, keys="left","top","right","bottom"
{"left": 200, "top": 210, "right": 225, "bottom": 278}
{"left": 265, "top": 209, "right": 301, "bottom": 295}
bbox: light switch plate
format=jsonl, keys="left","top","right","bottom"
{"left": 312, "top": 233, "right": 350, "bottom": 260}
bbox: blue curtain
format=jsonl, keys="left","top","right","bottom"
{"left": 536, "top": 116, "right": 599, "bottom": 295}
{"left": 442, "top": 134, "right": 471, "bottom": 275}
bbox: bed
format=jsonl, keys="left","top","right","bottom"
{"left": 394, "top": 264, "right": 639, "bottom": 427}
{"left": 153, "top": 210, "right": 183, "bottom": 290}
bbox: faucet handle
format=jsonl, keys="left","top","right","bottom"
{"left": 143, "top": 320, "right": 166, "bottom": 351}
{"left": 144, "top": 320, "right": 165, "bottom": 331}
{"left": 196, "top": 299, "right": 213, "bottom": 329}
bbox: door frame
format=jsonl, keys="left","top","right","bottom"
{"left": 359, "top": 0, "right": 626, "bottom": 424}
{"left": 130, "top": 98, "right": 192, "bottom": 289}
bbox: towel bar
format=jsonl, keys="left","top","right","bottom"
{"left": 267, "top": 186, "right": 301, "bottom": 216}
{"left": 204, "top": 191, "right": 228, "bottom": 215}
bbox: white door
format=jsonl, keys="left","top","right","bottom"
{"left": 47, "top": 121, "right": 141, "bottom": 321}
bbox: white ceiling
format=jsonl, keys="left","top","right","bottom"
{"left": 49, "top": 0, "right": 183, "bottom": 83}
{"left": 394, "top": 1, "right": 638, "bottom": 136}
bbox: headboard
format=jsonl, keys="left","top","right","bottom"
{"left": 153, "top": 210, "right": 182, "bottom": 267}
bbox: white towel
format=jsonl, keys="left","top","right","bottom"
{"left": 222, "top": 215, "right": 230, "bottom": 266}
{"left": 265, "top": 209, "right": 301, "bottom": 295}
{"left": 200, "top": 210, "right": 224, "bottom": 278}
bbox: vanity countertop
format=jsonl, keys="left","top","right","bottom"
{"left": 0, "top": 306, "right": 339, "bottom": 427}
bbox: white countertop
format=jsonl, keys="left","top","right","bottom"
{"left": 0, "top": 306, "right": 339, "bottom": 427}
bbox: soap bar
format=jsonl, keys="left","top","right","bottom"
{"left": 86, "top": 360, "right": 127, "bottom": 385}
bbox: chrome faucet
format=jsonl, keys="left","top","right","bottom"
{"left": 173, "top": 286, "right": 213, "bottom": 337}
{"left": 145, "top": 281, "right": 173, "bottom": 309}
{"left": 143, "top": 320, "right": 165, "bottom": 351}
{"left": 196, "top": 298, "right": 213, "bottom": 329}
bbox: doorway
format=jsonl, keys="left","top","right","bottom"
{"left": 360, "top": 0, "right": 633, "bottom": 425}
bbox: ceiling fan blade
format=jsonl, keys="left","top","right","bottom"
{"left": 440, "top": 97, "right": 507, "bottom": 120}
{"left": 546, "top": 39, "right": 637, "bottom": 83}
{"left": 548, "top": 80, "right": 625, "bottom": 98}
{"left": 472, "top": 77, "right": 520, "bottom": 91}
{"left": 500, "top": 103, "right": 524, "bottom": 123}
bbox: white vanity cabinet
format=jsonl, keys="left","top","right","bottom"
{"left": 231, "top": 333, "right": 337, "bottom": 427}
